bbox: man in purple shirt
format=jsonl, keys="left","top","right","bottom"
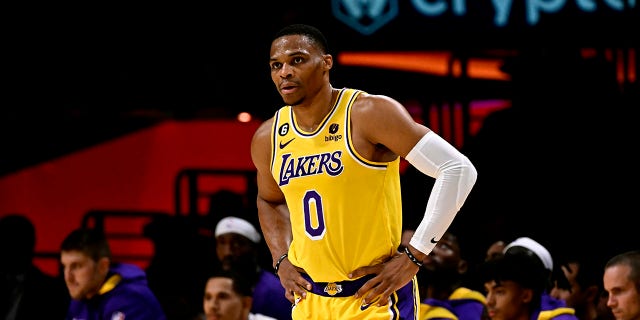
{"left": 60, "top": 228, "right": 166, "bottom": 320}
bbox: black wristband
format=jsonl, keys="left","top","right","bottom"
{"left": 274, "top": 253, "right": 288, "bottom": 276}
{"left": 404, "top": 247, "right": 423, "bottom": 267}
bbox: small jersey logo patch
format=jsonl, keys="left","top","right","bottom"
{"left": 324, "top": 282, "right": 343, "bottom": 296}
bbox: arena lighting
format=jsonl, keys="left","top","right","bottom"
{"left": 237, "top": 112, "right": 252, "bottom": 123}
{"left": 337, "top": 51, "right": 511, "bottom": 81}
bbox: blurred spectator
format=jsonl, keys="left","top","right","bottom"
{"left": 550, "top": 253, "right": 614, "bottom": 320}
{"left": 408, "top": 230, "right": 486, "bottom": 320}
{"left": 60, "top": 227, "right": 166, "bottom": 320}
{"left": 201, "top": 269, "right": 277, "bottom": 320}
{"left": 144, "top": 214, "right": 216, "bottom": 320}
{"left": 485, "top": 241, "right": 506, "bottom": 262}
{"left": 0, "top": 214, "right": 69, "bottom": 320}
{"left": 602, "top": 250, "right": 640, "bottom": 320}
{"left": 215, "top": 216, "right": 292, "bottom": 320}
{"left": 479, "top": 237, "right": 578, "bottom": 320}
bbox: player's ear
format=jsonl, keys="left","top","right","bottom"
{"left": 323, "top": 54, "right": 333, "bottom": 70}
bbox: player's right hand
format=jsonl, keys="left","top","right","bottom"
{"left": 277, "top": 258, "right": 312, "bottom": 303}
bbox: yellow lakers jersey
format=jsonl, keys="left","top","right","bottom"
{"left": 269, "top": 88, "right": 402, "bottom": 282}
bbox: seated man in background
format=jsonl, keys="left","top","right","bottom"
{"left": 484, "top": 241, "right": 506, "bottom": 262}
{"left": 479, "top": 237, "right": 578, "bottom": 320}
{"left": 215, "top": 216, "right": 291, "bottom": 320}
{"left": 60, "top": 227, "right": 167, "bottom": 320}
{"left": 602, "top": 250, "right": 640, "bottom": 320}
{"left": 202, "top": 269, "right": 277, "bottom": 320}
{"left": 402, "top": 230, "right": 486, "bottom": 320}
{"left": 550, "top": 253, "right": 614, "bottom": 320}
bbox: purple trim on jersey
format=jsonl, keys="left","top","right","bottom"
{"left": 396, "top": 278, "right": 418, "bottom": 320}
{"left": 299, "top": 273, "right": 416, "bottom": 319}
{"left": 291, "top": 89, "right": 345, "bottom": 137}
{"left": 343, "top": 90, "right": 388, "bottom": 169}
{"left": 302, "top": 273, "right": 375, "bottom": 297}
{"left": 270, "top": 110, "right": 282, "bottom": 172}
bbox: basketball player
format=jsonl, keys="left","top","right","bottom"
{"left": 250, "top": 24, "right": 478, "bottom": 319}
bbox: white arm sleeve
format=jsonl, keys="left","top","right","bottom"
{"left": 405, "top": 131, "right": 477, "bottom": 255}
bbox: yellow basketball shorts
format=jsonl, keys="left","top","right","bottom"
{"left": 291, "top": 274, "right": 419, "bottom": 320}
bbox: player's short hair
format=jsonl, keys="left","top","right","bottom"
{"left": 274, "top": 24, "right": 329, "bottom": 54}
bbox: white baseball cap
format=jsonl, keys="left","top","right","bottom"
{"left": 503, "top": 237, "right": 553, "bottom": 271}
{"left": 214, "top": 216, "right": 261, "bottom": 244}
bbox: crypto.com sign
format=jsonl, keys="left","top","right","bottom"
{"left": 332, "top": 0, "right": 635, "bottom": 35}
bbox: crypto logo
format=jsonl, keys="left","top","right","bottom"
{"left": 332, "top": 0, "right": 398, "bottom": 35}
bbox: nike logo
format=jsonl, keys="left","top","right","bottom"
{"left": 360, "top": 302, "right": 372, "bottom": 311}
{"left": 430, "top": 237, "right": 439, "bottom": 244}
{"left": 279, "top": 138, "right": 295, "bottom": 149}
{"left": 360, "top": 298, "right": 379, "bottom": 311}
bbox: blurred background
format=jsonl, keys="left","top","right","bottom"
{"left": 2, "top": 1, "right": 638, "bottom": 276}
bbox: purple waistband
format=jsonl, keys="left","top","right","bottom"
{"left": 302, "top": 273, "right": 375, "bottom": 297}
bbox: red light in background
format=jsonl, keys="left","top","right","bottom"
{"left": 237, "top": 112, "right": 252, "bottom": 123}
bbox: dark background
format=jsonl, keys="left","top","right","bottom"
{"left": 4, "top": 2, "right": 639, "bottom": 264}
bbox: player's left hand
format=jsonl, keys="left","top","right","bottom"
{"left": 348, "top": 251, "right": 420, "bottom": 307}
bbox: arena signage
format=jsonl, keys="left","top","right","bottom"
{"left": 332, "top": 0, "right": 636, "bottom": 35}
